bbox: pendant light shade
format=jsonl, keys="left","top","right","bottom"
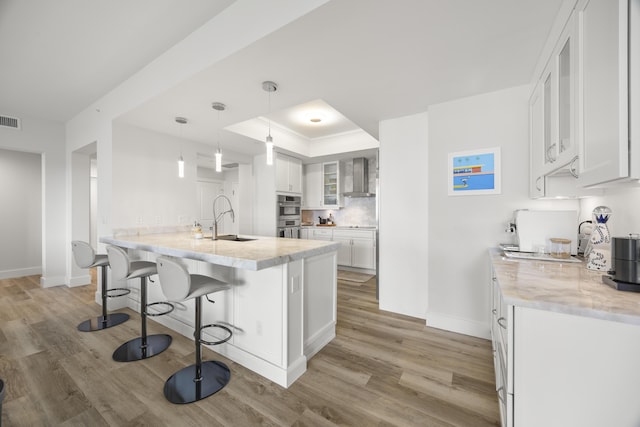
{"left": 178, "top": 155, "right": 185, "bottom": 178}
{"left": 175, "top": 116, "right": 188, "bottom": 178}
{"left": 262, "top": 81, "right": 278, "bottom": 165}
{"left": 265, "top": 135, "right": 274, "bottom": 166}
{"left": 215, "top": 149, "right": 222, "bottom": 172}
{"left": 212, "top": 102, "right": 225, "bottom": 173}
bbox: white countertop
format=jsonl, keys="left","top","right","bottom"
{"left": 101, "top": 232, "right": 340, "bottom": 271}
{"left": 489, "top": 248, "right": 640, "bottom": 325}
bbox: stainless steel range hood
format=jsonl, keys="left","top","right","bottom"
{"left": 343, "top": 157, "right": 375, "bottom": 197}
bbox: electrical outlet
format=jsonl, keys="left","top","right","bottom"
{"left": 178, "top": 215, "right": 185, "bottom": 224}
{"left": 136, "top": 216, "right": 143, "bottom": 225}
{"left": 155, "top": 215, "right": 161, "bottom": 225}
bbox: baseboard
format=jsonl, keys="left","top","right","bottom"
{"left": 0, "top": 266, "right": 42, "bottom": 280}
{"left": 304, "top": 321, "right": 336, "bottom": 359}
{"left": 40, "top": 275, "right": 67, "bottom": 288}
{"left": 68, "top": 274, "right": 92, "bottom": 287}
{"left": 426, "top": 311, "right": 490, "bottom": 340}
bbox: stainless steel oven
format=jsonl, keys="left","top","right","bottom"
{"left": 277, "top": 195, "right": 301, "bottom": 238}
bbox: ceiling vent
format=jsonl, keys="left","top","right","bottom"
{"left": 0, "top": 115, "right": 21, "bottom": 130}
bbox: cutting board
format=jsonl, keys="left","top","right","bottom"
{"left": 316, "top": 224, "right": 336, "bottom": 227}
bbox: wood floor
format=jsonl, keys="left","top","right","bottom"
{"left": 0, "top": 273, "right": 499, "bottom": 426}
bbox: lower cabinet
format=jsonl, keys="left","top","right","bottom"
{"left": 332, "top": 229, "right": 376, "bottom": 270}
{"left": 490, "top": 265, "right": 640, "bottom": 427}
{"left": 306, "top": 228, "right": 376, "bottom": 270}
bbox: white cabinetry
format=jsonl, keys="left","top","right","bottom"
{"left": 490, "top": 259, "right": 640, "bottom": 427}
{"left": 530, "top": 0, "right": 640, "bottom": 196}
{"left": 322, "top": 161, "right": 343, "bottom": 208}
{"left": 332, "top": 229, "right": 376, "bottom": 270}
{"left": 276, "top": 153, "right": 302, "bottom": 194}
{"left": 307, "top": 228, "right": 376, "bottom": 270}
{"left": 303, "top": 163, "right": 322, "bottom": 209}
{"left": 577, "top": 0, "right": 639, "bottom": 186}
{"left": 529, "top": 13, "right": 584, "bottom": 198}
{"left": 490, "top": 267, "right": 513, "bottom": 427}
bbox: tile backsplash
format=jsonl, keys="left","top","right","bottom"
{"left": 302, "top": 196, "right": 376, "bottom": 226}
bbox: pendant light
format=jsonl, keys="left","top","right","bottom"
{"left": 262, "top": 81, "right": 278, "bottom": 165}
{"left": 212, "top": 102, "right": 225, "bottom": 173}
{"left": 175, "top": 116, "right": 187, "bottom": 178}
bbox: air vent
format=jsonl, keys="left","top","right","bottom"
{"left": 0, "top": 115, "right": 21, "bottom": 130}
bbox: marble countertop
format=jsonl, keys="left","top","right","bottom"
{"left": 101, "top": 233, "right": 340, "bottom": 271}
{"left": 489, "top": 248, "right": 640, "bottom": 325}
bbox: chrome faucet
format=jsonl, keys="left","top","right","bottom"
{"left": 212, "top": 194, "right": 235, "bottom": 240}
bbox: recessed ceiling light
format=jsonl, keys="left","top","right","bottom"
{"left": 305, "top": 112, "right": 325, "bottom": 124}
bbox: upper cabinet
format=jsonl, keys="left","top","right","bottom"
{"left": 303, "top": 163, "right": 322, "bottom": 209}
{"left": 322, "top": 161, "right": 344, "bottom": 208}
{"left": 302, "top": 161, "right": 345, "bottom": 209}
{"left": 276, "top": 153, "right": 302, "bottom": 194}
{"left": 577, "top": 0, "right": 639, "bottom": 186}
{"left": 529, "top": 0, "right": 639, "bottom": 197}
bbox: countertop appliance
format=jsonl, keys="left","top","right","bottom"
{"left": 603, "top": 235, "right": 640, "bottom": 292}
{"left": 514, "top": 209, "right": 578, "bottom": 255}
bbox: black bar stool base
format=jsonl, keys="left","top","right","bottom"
{"left": 77, "top": 312, "right": 129, "bottom": 332}
{"left": 164, "top": 361, "right": 230, "bottom": 404}
{"left": 112, "top": 334, "right": 172, "bottom": 362}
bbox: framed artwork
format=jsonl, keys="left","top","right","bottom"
{"left": 447, "top": 147, "right": 501, "bottom": 196}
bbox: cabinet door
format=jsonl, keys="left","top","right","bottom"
{"left": 333, "top": 236, "right": 352, "bottom": 266}
{"left": 578, "top": 0, "right": 630, "bottom": 186}
{"left": 304, "top": 163, "right": 322, "bottom": 208}
{"left": 275, "top": 154, "right": 289, "bottom": 193}
{"left": 289, "top": 157, "right": 302, "bottom": 193}
{"left": 322, "top": 161, "right": 339, "bottom": 207}
{"left": 529, "top": 84, "right": 546, "bottom": 198}
{"left": 351, "top": 238, "right": 375, "bottom": 269}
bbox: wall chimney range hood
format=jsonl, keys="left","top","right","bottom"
{"left": 344, "top": 157, "right": 375, "bottom": 197}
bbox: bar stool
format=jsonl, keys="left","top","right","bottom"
{"left": 156, "top": 256, "right": 232, "bottom": 404}
{"left": 107, "top": 245, "right": 174, "bottom": 362}
{"left": 71, "top": 241, "right": 130, "bottom": 332}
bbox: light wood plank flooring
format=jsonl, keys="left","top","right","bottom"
{"left": 0, "top": 273, "right": 499, "bottom": 426}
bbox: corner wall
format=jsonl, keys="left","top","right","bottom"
{"left": 427, "top": 85, "right": 578, "bottom": 338}
{"left": 0, "top": 116, "right": 66, "bottom": 286}
{"left": 379, "top": 112, "right": 429, "bottom": 319}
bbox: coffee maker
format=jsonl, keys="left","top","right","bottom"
{"left": 603, "top": 235, "right": 640, "bottom": 292}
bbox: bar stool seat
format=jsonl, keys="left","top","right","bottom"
{"left": 157, "top": 256, "right": 232, "bottom": 404}
{"left": 107, "top": 245, "right": 174, "bottom": 362}
{"left": 71, "top": 241, "right": 130, "bottom": 332}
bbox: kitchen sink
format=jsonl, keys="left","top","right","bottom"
{"left": 216, "top": 234, "right": 256, "bottom": 242}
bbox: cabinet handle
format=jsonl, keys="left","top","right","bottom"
{"left": 492, "top": 308, "right": 498, "bottom": 316}
{"left": 546, "top": 144, "right": 557, "bottom": 163}
{"left": 496, "top": 386, "right": 505, "bottom": 404}
{"left": 535, "top": 176, "right": 542, "bottom": 191}
{"left": 497, "top": 317, "right": 507, "bottom": 329}
{"left": 569, "top": 156, "right": 579, "bottom": 178}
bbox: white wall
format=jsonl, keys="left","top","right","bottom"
{"left": 113, "top": 123, "right": 210, "bottom": 229}
{"left": 0, "top": 116, "right": 66, "bottom": 286}
{"left": 379, "top": 112, "right": 429, "bottom": 319}
{"left": 0, "top": 148, "right": 42, "bottom": 278}
{"left": 427, "top": 85, "right": 579, "bottom": 338}
{"left": 580, "top": 185, "right": 640, "bottom": 237}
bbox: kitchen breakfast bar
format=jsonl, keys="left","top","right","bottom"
{"left": 100, "top": 232, "right": 340, "bottom": 388}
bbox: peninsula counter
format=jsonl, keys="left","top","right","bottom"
{"left": 100, "top": 232, "right": 340, "bottom": 388}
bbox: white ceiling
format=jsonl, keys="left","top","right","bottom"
{"left": 0, "top": 0, "right": 563, "bottom": 161}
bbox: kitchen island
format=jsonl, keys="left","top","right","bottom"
{"left": 489, "top": 248, "right": 640, "bottom": 427}
{"left": 100, "top": 232, "right": 340, "bottom": 388}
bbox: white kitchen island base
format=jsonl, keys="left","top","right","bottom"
{"left": 101, "top": 233, "right": 339, "bottom": 388}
